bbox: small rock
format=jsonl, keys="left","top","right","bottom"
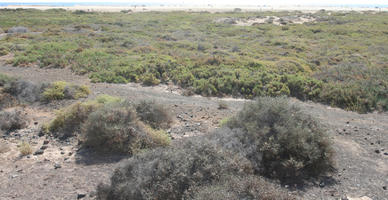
{"left": 59, "top": 147, "right": 64, "bottom": 150}
{"left": 383, "top": 186, "right": 387, "bottom": 190}
{"left": 43, "top": 140, "right": 49, "bottom": 145}
{"left": 61, "top": 151, "right": 65, "bottom": 155}
{"left": 26, "top": 155, "right": 30, "bottom": 159}
{"left": 384, "top": 152, "right": 388, "bottom": 156}
{"left": 40, "top": 145, "right": 48, "bottom": 150}
{"left": 319, "top": 181, "right": 325, "bottom": 188}
{"left": 34, "top": 122, "right": 38, "bottom": 125}
{"left": 64, "top": 157, "right": 69, "bottom": 161}
{"left": 375, "top": 149, "right": 380, "bottom": 154}
{"left": 77, "top": 193, "right": 87, "bottom": 199}
{"left": 33, "top": 149, "right": 44, "bottom": 155}
{"left": 347, "top": 196, "right": 372, "bottom": 200}
{"left": 11, "top": 174, "right": 19, "bottom": 179}
{"left": 54, "top": 163, "right": 61, "bottom": 169}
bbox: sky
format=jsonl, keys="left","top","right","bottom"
{"left": 1, "top": 0, "right": 387, "bottom": 6}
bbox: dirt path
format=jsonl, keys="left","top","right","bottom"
{"left": 0, "top": 64, "right": 387, "bottom": 200}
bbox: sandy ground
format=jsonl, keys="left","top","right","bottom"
{"left": 0, "top": 62, "right": 388, "bottom": 199}
{"left": 1, "top": 5, "right": 388, "bottom": 13}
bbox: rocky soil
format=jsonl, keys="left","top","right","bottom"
{"left": 0, "top": 62, "right": 387, "bottom": 200}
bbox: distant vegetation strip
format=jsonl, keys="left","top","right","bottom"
{"left": 0, "top": 9, "right": 387, "bottom": 113}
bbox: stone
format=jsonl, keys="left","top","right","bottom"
{"left": 33, "top": 149, "right": 44, "bottom": 155}
{"left": 347, "top": 196, "right": 372, "bottom": 200}
{"left": 383, "top": 186, "right": 387, "bottom": 190}
{"left": 384, "top": 152, "right": 388, "bottom": 156}
{"left": 77, "top": 192, "right": 87, "bottom": 199}
{"left": 40, "top": 145, "right": 48, "bottom": 150}
{"left": 54, "top": 163, "right": 61, "bottom": 169}
{"left": 375, "top": 149, "right": 380, "bottom": 154}
{"left": 7, "top": 26, "right": 29, "bottom": 34}
{"left": 61, "top": 151, "right": 65, "bottom": 155}
{"left": 43, "top": 140, "right": 49, "bottom": 145}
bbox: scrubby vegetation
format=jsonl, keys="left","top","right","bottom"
{"left": 0, "top": 73, "right": 90, "bottom": 104}
{"left": 42, "top": 81, "right": 90, "bottom": 101}
{"left": 83, "top": 102, "right": 170, "bottom": 154}
{"left": 0, "top": 108, "right": 28, "bottom": 132}
{"left": 97, "top": 97, "right": 332, "bottom": 199}
{"left": 18, "top": 141, "right": 32, "bottom": 156}
{"left": 46, "top": 95, "right": 171, "bottom": 154}
{"left": 135, "top": 100, "right": 172, "bottom": 129}
{"left": 0, "top": 9, "right": 386, "bottom": 112}
{"left": 224, "top": 97, "right": 334, "bottom": 180}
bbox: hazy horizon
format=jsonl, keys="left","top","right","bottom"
{"left": 1, "top": 0, "right": 388, "bottom": 7}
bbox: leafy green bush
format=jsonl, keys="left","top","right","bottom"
{"left": 224, "top": 97, "right": 334, "bottom": 181}
{"left": 135, "top": 100, "right": 172, "bottom": 129}
{"left": 42, "top": 81, "right": 90, "bottom": 101}
{"left": 82, "top": 102, "right": 170, "bottom": 154}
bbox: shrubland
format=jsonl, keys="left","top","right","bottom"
{"left": 0, "top": 9, "right": 387, "bottom": 112}
{"left": 45, "top": 95, "right": 171, "bottom": 154}
{"left": 0, "top": 73, "right": 90, "bottom": 105}
{"left": 97, "top": 97, "right": 332, "bottom": 199}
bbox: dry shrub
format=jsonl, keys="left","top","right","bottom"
{"left": 0, "top": 108, "right": 28, "bottom": 132}
{"left": 47, "top": 95, "right": 121, "bottom": 139}
{"left": 97, "top": 137, "right": 252, "bottom": 200}
{"left": 225, "top": 97, "right": 334, "bottom": 181}
{"left": 135, "top": 100, "right": 172, "bottom": 129}
{"left": 48, "top": 101, "right": 101, "bottom": 139}
{"left": 82, "top": 102, "right": 170, "bottom": 154}
{"left": 18, "top": 141, "right": 32, "bottom": 156}
{"left": 0, "top": 92, "right": 18, "bottom": 109}
{"left": 186, "top": 175, "right": 295, "bottom": 200}
{"left": 4, "top": 80, "right": 43, "bottom": 103}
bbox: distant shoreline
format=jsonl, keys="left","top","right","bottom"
{"left": 1, "top": 5, "right": 388, "bottom": 12}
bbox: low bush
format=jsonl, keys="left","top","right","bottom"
{"left": 0, "top": 73, "right": 16, "bottom": 86}
{"left": 0, "top": 108, "right": 28, "bottom": 132}
{"left": 4, "top": 80, "right": 43, "bottom": 103}
{"left": 97, "top": 138, "right": 252, "bottom": 200}
{"left": 47, "top": 101, "right": 102, "bottom": 139}
{"left": 135, "top": 100, "right": 172, "bottom": 129}
{"left": 42, "top": 81, "right": 90, "bottom": 101}
{"left": 46, "top": 95, "right": 122, "bottom": 139}
{"left": 224, "top": 97, "right": 334, "bottom": 181}
{"left": 82, "top": 102, "right": 170, "bottom": 154}
{"left": 18, "top": 141, "right": 32, "bottom": 156}
{"left": 0, "top": 92, "right": 18, "bottom": 109}
{"left": 186, "top": 175, "right": 295, "bottom": 200}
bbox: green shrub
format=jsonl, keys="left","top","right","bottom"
{"left": 82, "top": 102, "right": 170, "bottom": 154}
{"left": 42, "top": 81, "right": 67, "bottom": 101}
{"left": 42, "top": 81, "right": 90, "bottom": 101}
{"left": 224, "top": 97, "right": 334, "bottom": 181}
{"left": 48, "top": 101, "right": 101, "bottom": 139}
{"left": 47, "top": 95, "right": 122, "bottom": 139}
{"left": 135, "top": 100, "right": 172, "bottom": 129}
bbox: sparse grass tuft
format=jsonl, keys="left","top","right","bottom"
{"left": 18, "top": 141, "right": 32, "bottom": 156}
